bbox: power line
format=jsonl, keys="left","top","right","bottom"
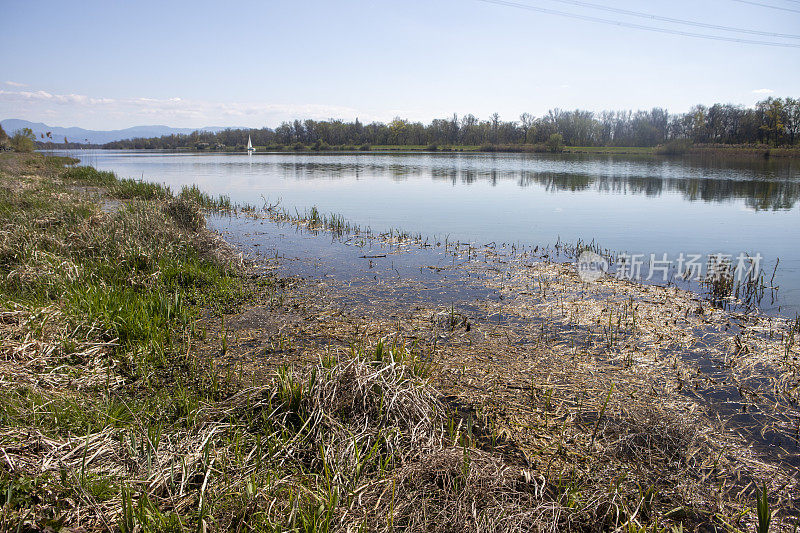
{"left": 476, "top": 0, "right": 800, "bottom": 48}
{"left": 543, "top": 0, "right": 800, "bottom": 39}
{"left": 730, "top": 0, "right": 800, "bottom": 13}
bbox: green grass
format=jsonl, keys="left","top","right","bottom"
{"left": 249, "top": 144, "right": 657, "bottom": 154}
{"left": 0, "top": 155, "right": 464, "bottom": 532}
{"left": 0, "top": 155, "right": 258, "bottom": 529}
{"left": 367, "top": 144, "right": 482, "bottom": 151}
{"left": 178, "top": 183, "right": 233, "bottom": 211}
{"left": 563, "top": 146, "right": 656, "bottom": 154}
{"left": 63, "top": 165, "right": 171, "bottom": 200}
{"left": 1, "top": 153, "right": 785, "bottom": 532}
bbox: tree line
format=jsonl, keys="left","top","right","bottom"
{"left": 92, "top": 97, "right": 799, "bottom": 150}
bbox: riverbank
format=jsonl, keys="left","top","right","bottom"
{"left": 688, "top": 143, "right": 800, "bottom": 159}
{"left": 1, "top": 152, "right": 798, "bottom": 531}
{"left": 280, "top": 143, "right": 800, "bottom": 158}
{"left": 60, "top": 142, "right": 800, "bottom": 158}
{"left": 568, "top": 144, "right": 800, "bottom": 158}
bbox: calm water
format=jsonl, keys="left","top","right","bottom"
{"left": 63, "top": 150, "right": 800, "bottom": 316}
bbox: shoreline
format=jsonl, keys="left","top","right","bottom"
{"left": 2, "top": 152, "right": 799, "bottom": 531}
{"left": 38, "top": 143, "right": 800, "bottom": 159}
{"left": 217, "top": 201, "right": 790, "bottom": 320}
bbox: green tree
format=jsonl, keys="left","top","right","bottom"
{"left": 0, "top": 124, "right": 9, "bottom": 150}
{"left": 388, "top": 117, "right": 411, "bottom": 145}
{"left": 784, "top": 97, "right": 800, "bottom": 145}
{"left": 546, "top": 133, "right": 564, "bottom": 152}
{"left": 11, "top": 128, "right": 36, "bottom": 153}
{"left": 520, "top": 113, "right": 534, "bottom": 143}
{"left": 689, "top": 105, "right": 709, "bottom": 143}
{"left": 757, "top": 97, "right": 785, "bottom": 146}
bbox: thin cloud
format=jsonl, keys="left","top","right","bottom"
{"left": 3, "top": 90, "right": 115, "bottom": 105}
{"left": 751, "top": 88, "right": 774, "bottom": 94}
{"left": 0, "top": 89, "right": 368, "bottom": 128}
{"left": 4, "top": 81, "right": 27, "bottom": 87}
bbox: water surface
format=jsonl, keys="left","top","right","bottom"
{"left": 64, "top": 150, "right": 800, "bottom": 315}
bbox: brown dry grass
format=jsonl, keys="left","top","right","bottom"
{"left": 216, "top": 205, "right": 800, "bottom": 530}
{"left": 2, "top": 152, "right": 799, "bottom": 532}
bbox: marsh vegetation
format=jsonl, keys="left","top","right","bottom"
{"left": 1, "top": 153, "right": 799, "bottom": 532}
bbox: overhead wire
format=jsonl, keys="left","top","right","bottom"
{"left": 541, "top": 0, "right": 800, "bottom": 39}
{"left": 475, "top": 0, "right": 800, "bottom": 48}
{"left": 729, "top": 0, "right": 800, "bottom": 14}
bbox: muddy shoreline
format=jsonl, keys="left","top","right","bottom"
{"left": 211, "top": 207, "right": 800, "bottom": 516}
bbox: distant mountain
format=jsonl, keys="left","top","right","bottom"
{"left": 0, "top": 119, "right": 229, "bottom": 145}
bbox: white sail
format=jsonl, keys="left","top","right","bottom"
{"left": 247, "top": 135, "right": 254, "bottom": 152}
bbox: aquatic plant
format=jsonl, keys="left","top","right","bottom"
{"left": 757, "top": 484, "right": 771, "bottom": 533}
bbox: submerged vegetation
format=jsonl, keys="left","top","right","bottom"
{"left": 1, "top": 152, "right": 798, "bottom": 531}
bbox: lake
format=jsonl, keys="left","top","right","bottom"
{"left": 63, "top": 150, "right": 800, "bottom": 316}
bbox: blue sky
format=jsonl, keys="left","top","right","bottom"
{"left": 1, "top": 0, "right": 797, "bottom": 129}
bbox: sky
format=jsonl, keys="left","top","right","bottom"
{"left": 0, "top": 0, "right": 798, "bottom": 129}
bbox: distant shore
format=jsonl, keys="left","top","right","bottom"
{"left": 38, "top": 142, "right": 800, "bottom": 159}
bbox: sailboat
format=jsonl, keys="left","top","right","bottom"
{"left": 247, "top": 135, "right": 256, "bottom": 154}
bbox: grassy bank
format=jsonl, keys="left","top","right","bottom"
{"left": 563, "top": 146, "right": 656, "bottom": 155}
{"left": 1, "top": 153, "right": 796, "bottom": 532}
{"left": 89, "top": 142, "right": 800, "bottom": 159}
{"left": 1, "top": 153, "right": 539, "bottom": 531}
{"left": 0, "top": 153, "right": 257, "bottom": 529}
{"left": 688, "top": 143, "right": 800, "bottom": 159}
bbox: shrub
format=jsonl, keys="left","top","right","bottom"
{"left": 0, "top": 124, "right": 9, "bottom": 151}
{"left": 11, "top": 128, "right": 36, "bottom": 153}
{"left": 545, "top": 133, "right": 564, "bottom": 153}
{"left": 164, "top": 197, "right": 205, "bottom": 231}
{"left": 655, "top": 138, "right": 692, "bottom": 156}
